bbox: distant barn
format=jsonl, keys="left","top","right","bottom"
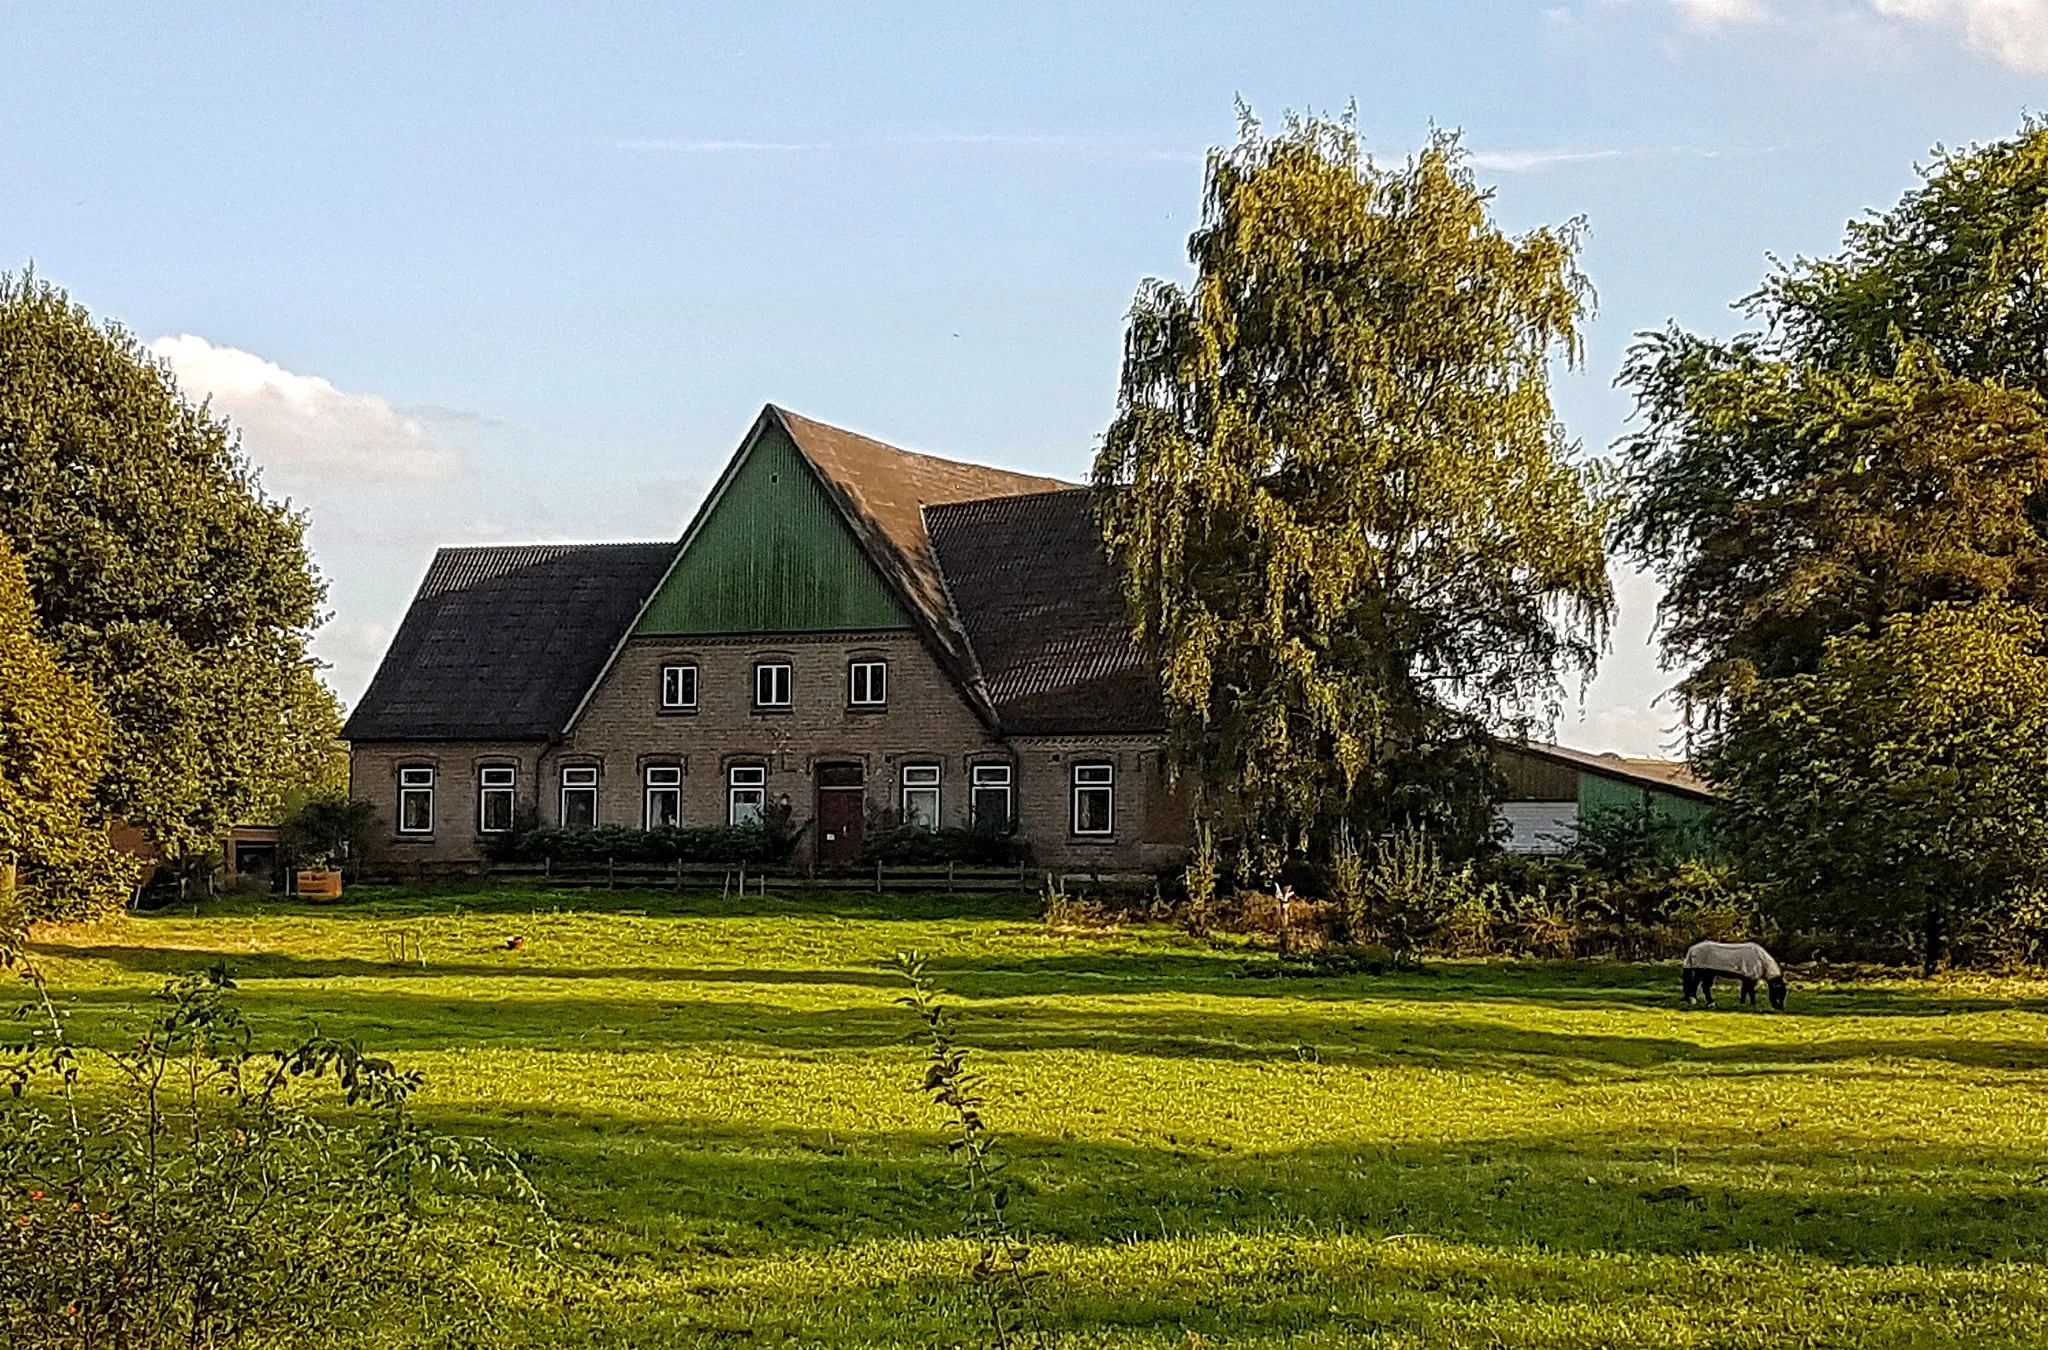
{"left": 1493, "top": 742, "right": 1717, "bottom": 855}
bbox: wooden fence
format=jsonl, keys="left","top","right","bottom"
{"left": 361, "top": 857, "right": 1158, "bottom": 895}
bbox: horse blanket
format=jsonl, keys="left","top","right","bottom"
{"left": 1684, "top": 941, "right": 1782, "bottom": 982}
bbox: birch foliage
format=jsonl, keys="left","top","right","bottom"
{"left": 1092, "top": 116, "right": 1611, "bottom": 875}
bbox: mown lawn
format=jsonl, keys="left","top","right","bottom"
{"left": 26, "top": 884, "right": 2048, "bottom": 1348}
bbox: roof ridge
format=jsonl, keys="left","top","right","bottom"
{"left": 771, "top": 403, "right": 1076, "bottom": 490}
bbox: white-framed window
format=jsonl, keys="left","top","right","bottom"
{"left": 478, "top": 765, "right": 516, "bottom": 834}
{"left": 728, "top": 764, "right": 767, "bottom": 826}
{"left": 1072, "top": 763, "right": 1114, "bottom": 836}
{"left": 754, "top": 662, "right": 792, "bottom": 710}
{"left": 397, "top": 767, "right": 435, "bottom": 835}
{"left": 849, "top": 660, "right": 887, "bottom": 707}
{"left": 560, "top": 765, "right": 599, "bottom": 829}
{"left": 970, "top": 763, "right": 1012, "bottom": 833}
{"left": 644, "top": 764, "right": 683, "bottom": 829}
{"left": 901, "top": 763, "right": 940, "bottom": 831}
{"left": 660, "top": 663, "right": 699, "bottom": 711}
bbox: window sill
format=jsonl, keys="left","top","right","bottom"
{"left": 657, "top": 707, "right": 700, "bottom": 717}
{"left": 391, "top": 835, "right": 436, "bottom": 845}
{"left": 751, "top": 706, "right": 794, "bottom": 716}
{"left": 1067, "top": 835, "right": 1120, "bottom": 845}
{"left": 845, "top": 704, "right": 888, "bottom": 715}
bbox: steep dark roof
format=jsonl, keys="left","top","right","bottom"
{"left": 772, "top": 407, "right": 1072, "bottom": 723}
{"left": 926, "top": 488, "right": 1164, "bottom": 736}
{"left": 344, "top": 543, "right": 675, "bottom": 742}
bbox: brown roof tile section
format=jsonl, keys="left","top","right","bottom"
{"left": 772, "top": 406, "right": 1072, "bottom": 718}
{"left": 926, "top": 488, "right": 1164, "bottom": 736}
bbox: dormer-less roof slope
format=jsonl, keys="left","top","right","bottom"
{"left": 1505, "top": 740, "right": 1718, "bottom": 802}
{"left": 926, "top": 488, "right": 1164, "bottom": 736}
{"left": 762, "top": 407, "right": 1072, "bottom": 722}
{"left": 342, "top": 543, "right": 675, "bottom": 741}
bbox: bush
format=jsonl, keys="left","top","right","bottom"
{"left": 859, "top": 824, "right": 1027, "bottom": 867}
{"left": 485, "top": 820, "right": 794, "bottom": 867}
{"left": 278, "top": 794, "right": 375, "bottom": 873}
{"left": 0, "top": 956, "right": 535, "bottom": 1348}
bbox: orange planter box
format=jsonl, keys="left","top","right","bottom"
{"left": 295, "top": 870, "right": 343, "bottom": 899}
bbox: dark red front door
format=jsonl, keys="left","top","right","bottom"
{"left": 816, "top": 764, "right": 865, "bottom": 868}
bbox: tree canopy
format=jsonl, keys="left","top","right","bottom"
{"left": 0, "top": 531, "right": 137, "bottom": 918}
{"left": 0, "top": 271, "right": 345, "bottom": 858}
{"left": 1616, "top": 119, "right": 2048, "bottom": 707}
{"left": 1708, "top": 602, "right": 2048, "bottom": 969}
{"left": 1092, "top": 114, "right": 1611, "bottom": 879}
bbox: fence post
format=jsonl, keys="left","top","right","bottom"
{"left": 675, "top": 858, "right": 683, "bottom": 892}
{"left": 607, "top": 856, "right": 616, "bottom": 890}
{"left": 947, "top": 860, "right": 955, "bottom": 894}
{"left": 875, "top": 859, "right": 883, "bottom": 895}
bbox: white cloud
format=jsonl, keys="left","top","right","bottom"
{"left": 1871, "top": 0, "right": 2048, "bottom": 71}
{"left": 1670, "top": 0, "right": 1777, "bottom": 28}
{"left": 1470, "top": 148, "right": 1631, "bottom": 172}
{"left": 148, "top": 335, "right": 462, "bottom": 483}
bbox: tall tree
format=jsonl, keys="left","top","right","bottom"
{"left": 1709, "top": 602, "right": 2048, "bottom": 971}
{"left": 0, "top": 272, "right": 344, "bottom": 858}
{"left": 1617, "top": 120, "right": 2048, "bottom": 708}
{"left": 1093, "top": 114, "right": 1611, "bottom": 880}
{"left": 0, "top": 532, "right": 137, "bottom": 919}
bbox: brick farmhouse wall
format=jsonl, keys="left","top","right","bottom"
{"left": 353, "top": 631, "right": 1190, "bottom": 873}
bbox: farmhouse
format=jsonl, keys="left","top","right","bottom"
{"left": 344, "top": 405, "right": 1188, "bottom": 873}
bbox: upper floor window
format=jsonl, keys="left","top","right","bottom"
{"left": 901, "top": 763, "right": 940, "bottom": 831}
{"left": 661, "top": 663, "right": 699, "bottom": 712}
{"left": 970, "top": 763, "right": 1012, "bottom": 833}
{"left": 644, "top": 764, "right": 682, "bottom": 829}
{"left": 397, "top": 767, "right": 435, "bottom": 835}
{"left": 754, "top": 662, "right": 792, "bottom": 710}
{"left": 561, "top": 765, "right": 599, "bottom": 829}
{"left": 1072, "top": 763, "right": 1114, "bottom": 836}
{"left": 728, "top": 764, "right": 767, "bottom": 826}
{"left": 849, "top": 660, "right": 887, "bottom": 708}
{"left": 478, "top": 765, "right": 516, "bottom": 834}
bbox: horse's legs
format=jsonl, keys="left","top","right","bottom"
{"left": 1741, "top": 976, "right": 1757, "bottom": 1006}
{"left": 1699, "top": 972, "right": 1716, "bottom": 1006}
{"left": 1683, "top": 968, "right": 1700, "bottom": 1003}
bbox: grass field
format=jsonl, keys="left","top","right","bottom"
{"left": 26, "top": 884, "right": 2048, "bottom": 1348}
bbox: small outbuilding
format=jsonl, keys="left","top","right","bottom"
{"left": 1493, "top": 741, "right": 1717, "bottom": 855}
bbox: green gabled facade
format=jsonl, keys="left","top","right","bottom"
{"left": 634, "top": 419, "right": 912, "bottom": 636}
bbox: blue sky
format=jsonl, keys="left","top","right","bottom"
{"left": 4, "top": 1, "right": 2044, "bottom": 754}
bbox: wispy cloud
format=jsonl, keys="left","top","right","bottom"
{"left": 149, "top": 335, "right": 462, "bottom": 484}
{"left": 1872, "top": 0, "right": 2048, "bottom": 72}
{"left": 1669, "top": 0, "right": 1778, "bottom": 28}
{"left": 1468, "top": 143, "right": 1769, "bottom": 174}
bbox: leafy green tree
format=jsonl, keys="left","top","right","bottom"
{"left": 0, "top": 272, "right": 344, "bottom": 859}
{"left": 1616, "top": 120, "right": 2048, "bottom": 704}
{"left": 0, "top": 532, "right": 137, "bottom": 919}
{"left": 1708, "top": 603, "right": 2048, "bottom": 971}
{"left": 1092, "top": 114, "right": 1611, "bottom": 881}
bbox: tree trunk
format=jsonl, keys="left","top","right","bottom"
{"left": 1921, "top": 901, "right": 1947, "bottom": 977}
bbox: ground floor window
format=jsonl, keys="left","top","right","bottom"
{"left": 729, "top": 764, "right": 767, "bottom": 826}
{"left": 398, "top": 767, "right": 435, "bottom": 834}
{"left": 644, "top": 764, "right": 683, "bottom": 829}
{"left": 1072, "top": 762, "right": 1114, "bottom": 836}
{"left": 970, "top": 763, "right": 1011, "bottom": 832}
{"left": 901, "top": 763, "right": 940, "bottom": 830}
{"left": 478, "top": 765, "right": 516, "bottom": 833}
{"left": 561, "top": 765, "right": 599, "bottom": 829}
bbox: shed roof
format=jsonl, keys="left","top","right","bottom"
{"left": 1502, "top": 740, "right": 1718, "bottom": 802}
{"left": 926, "top": 488, "right": 1163, "bottom": 735}
{"left": 343, "top": 542, "right": 675, "bottom": 742}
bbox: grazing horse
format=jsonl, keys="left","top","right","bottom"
{"left": 1683, "top": 940, "right": 1787, "bottom": 1010}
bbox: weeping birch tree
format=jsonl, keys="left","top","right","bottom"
{"left": 1092, "top": 114, "right": 1611, "bottom": 883}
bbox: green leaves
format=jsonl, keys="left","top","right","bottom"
{"left": 0, "top": 272, "right": 344, "bottom": 860}
{"left": 1095, "top": 112, "right": 1611, "bottom": 876}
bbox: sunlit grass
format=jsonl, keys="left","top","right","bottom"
{"left": 28, "top": 884, "right": 2048, "bottom": 1347}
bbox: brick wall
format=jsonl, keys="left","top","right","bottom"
{"left": 350, "top": 739, "right": 550, "bottom": 868}
{"left": 1008, "top": 735, "right": 1190, "bottom": 873}
{"left": 349, "top": 633, "right": 1192, "bottom": 873}
{"left": 558, "top": 632, "right": 999, "bottom": 858}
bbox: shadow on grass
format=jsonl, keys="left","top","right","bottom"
{"left": 35, "top": 963, "right": 2048, "bottom": 1077}
{"left": 426, "top": 1105, "right": 2048, "bottom": 1268}
{"left": 141, "top": 883, "right": 1044, "bottom": 924}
